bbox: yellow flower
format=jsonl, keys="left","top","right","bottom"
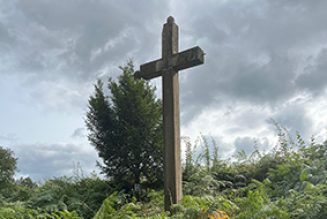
{"left": 207, "top": 210, "right": 230, "bottom": 219}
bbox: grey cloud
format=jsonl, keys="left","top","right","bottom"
{"left": 13, "top": 0, "right": 170, "bottom": 80}
{"left": 234, "top": 137, "right": 256, "bottom": 155}
{"left": 296, "top": 49, "right": 327, "bottom": 94}
{"left": 177, "top": 0, "right": 327, "bottom": 121}
{"left": 13, "top": 143, "right": 98, "bottom": 181}
{"left": 225, "top": 108, "right": 269, "bottom": 134}
{"left": 0, "top": 22, "right": 13, "bottom": 46}
{"left": 211, "top": 137, "right": 235, "bottom": 159}
{"left": 184, "top": 135, "right": 234, "bottom": 161}
{"left": 71, "top": 128, "right": 85, "bottom": 139}
{"left": 234, "top": 136, "right": 270, "bottom": 155}
{"left": 0, "top": 0, "right": 170, "bottom": 112}
{"left": 195, "top": 135, "right": 271, "bottom": 159}
{"left": 1, "top": 0, "right": 326, "bottom": 115}
{"left": 270, "top": 104, "right": 312, "bottom": 140}
{"left": 181, "top": 51, "right": 296, "bottom": 122}
{"left": 221, "top": 52, "right": 296, "bottom": 103}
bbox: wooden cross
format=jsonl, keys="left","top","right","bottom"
{"left": 134, "top": 16, "right": 205, "bottom": 211}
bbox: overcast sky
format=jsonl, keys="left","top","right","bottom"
{"left": 1, "top": 0, "right": 327, "bottom": 181}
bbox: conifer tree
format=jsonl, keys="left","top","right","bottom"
{"left": 86, "top": 62, "right": 163, "bottom": 190}
{"left": 0, "top": 146, "right": 17, "bottom": 197}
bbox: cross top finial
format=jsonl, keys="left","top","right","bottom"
{"left": 167, "top": 16, "right": 175, "bottom": 23}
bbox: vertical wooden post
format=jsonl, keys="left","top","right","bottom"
{"left": 134, "top": 16, "right": 204, "bottom": 211}
{"left": 162, "top": 16, "right": 182, "bottom": 211}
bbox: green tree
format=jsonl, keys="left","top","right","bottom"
{"left": 0, "top": 146, "right": 17, "bottom": 197}
{"left": 86, "top": 62, "right": 163, "bottom": 191}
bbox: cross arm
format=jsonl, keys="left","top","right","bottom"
{"left": 134, "top": 59, "right": 164, "bottom": 80}
{"left": 171, "top": 46, "right": 205, "bottom": 71}
{"left": 134, "top": 46, "right": 205, "bottom": 80}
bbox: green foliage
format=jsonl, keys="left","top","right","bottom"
{"left": 171, "top": 195, "right": 237, "bottom": 218}
{"left": 93, "top": 191, "right": 235, "bottom": 219}
{"left": 265, "top": 140, "right": 327, "bottom": 218}
{"left": 180, "top": 133, "right": 327, "bottom": 218}
{"left": 93, "top": 190, "right": 165, "bottom": 219}
{"left": 0, "top": 146, "right": 17, "bottom": 198}
{"left": 201, "top": 135, "right": 211, "bottom": 173}
{"left": 0, "top": 201, "right": 82, "bottom": 219}
{"left": 9, "top": 177, "right": 37, "bottom": 203}
{"left": 86, "top": 61, "right": 163, "bottom": 191}
{"left": 0, "top": 173, "right": 111, "bottom": 219}
{"left": 234, "top": 181, "right": 290, "bottom": 219}
{"left": 26, "top": 175, "right": 111, "bottom": 219}
{"left": 2, "top": 113, "right": 327, "bottom": 218}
